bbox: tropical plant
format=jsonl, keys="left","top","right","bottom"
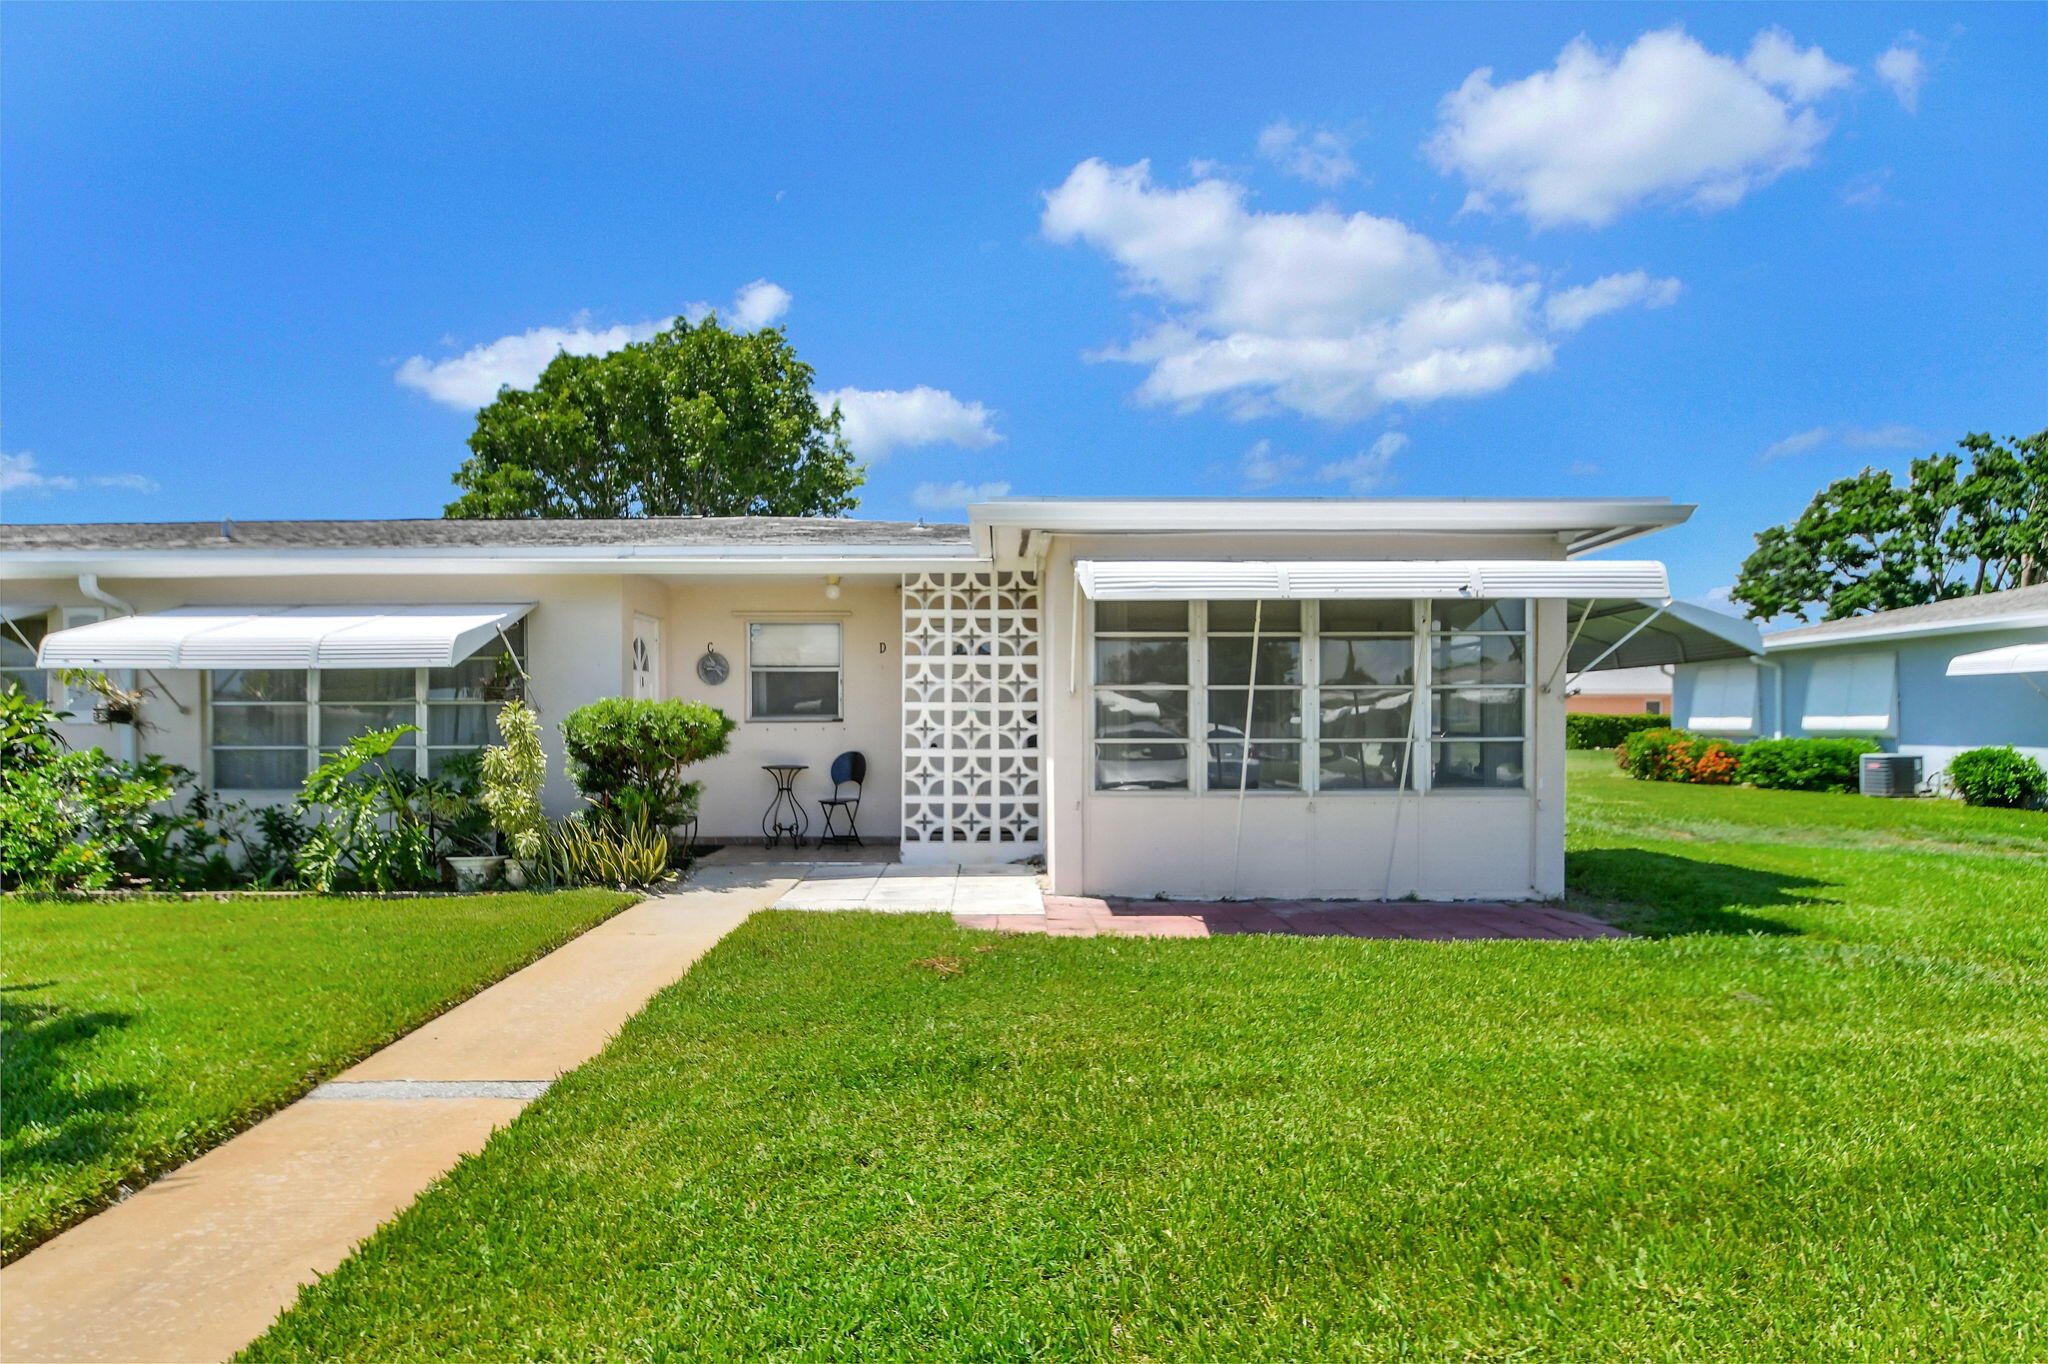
{"left": 1733, "top": 429, "right": 2046, "bottom": 623}
{"left": 0, "top": 691, "right": 175, "bottom": 892}
{"left": 544, "top": 812, "right": 674, "bottom": 888}
{"left": 480, "top": 700, "right": 548, "bottom": 861}
{"left": 1614, "top": 728, "right": 1741, "bottom": 785}
{"left": 444, "top": 314, "right": 865, "bottom": 519}
{"left": 292, "top": 727, "right": 442, "bottom": 892}
{"left": 1736, "top": 737, "right": 1882, "bottom": 793}
{"left": 560, "top": 697, "right": 735, "bottom": 833}
{"left": 1946, "top": 746, "right": 2047, "bottom": 809}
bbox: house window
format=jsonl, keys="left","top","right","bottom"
{"left": 1092, "top": 601, "right": 1190, "bottom": 790}
{"left": 2, "top": 613, "right": 49, "bottom": 702}
{"left": 1206, "top": 600, "right": 1304, "bottom": 792}
{"left": 1317, "top": 599, "right": 1417, "bottom": 791}
{"left": 748, "top": 622, "right": 842, "bottom": 721}
{"left": 1645, "top": 699, "right": 1663, "bottom": 715}
{"left": 1428, "top": 599, "right": 1527, "bottom": 790}
{"left": 208, "top": 621, "right": 524, "bottom": 789}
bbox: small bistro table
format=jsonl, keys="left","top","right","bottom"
{"left": 760, "top": 764, "right": 809, "bottom": 849}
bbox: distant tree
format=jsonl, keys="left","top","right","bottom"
{"left": 1732, "top": 429, "right": 2046, "bottom": 623}
{"left": 445, "top": 316, "right": 864, "bottom": 518}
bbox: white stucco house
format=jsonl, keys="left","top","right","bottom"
{"left": 1673, "top": 584, "right": 2048, "bottom": 782}
{"left": 2, "top": 497, "right": 1757, "bottom": 901}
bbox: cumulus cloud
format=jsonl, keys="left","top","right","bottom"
{"left": 1041, "top": 158, "right": 1670, "bottom": 421}
{"left": 911, "top": 480, "right": 1011, "bottom": 511}
{"left": 1256, "top": 120, "right": 1358, "bottom": 187}
{"left": 0, "top": 452, "right": 158, "bottom": 511}
{"left": 1239, "top": 439, "right": 1305, "bottom": 489}
{"left": 1316, "top": 431, "right": 1408, "bottom": 492}
{"left": 398, "top": 282, "right": 795, "bottom": 409}
{"left": 819, "top": 386, "right": 1001, "bottom": 459}
{"left": 1544, "top": 271, "right": 1682, "bottom": 332}
{"left": 1875, "top": 41, "right": 1927, "bottom": 113}
{"left": 1428, "top": 27, "right": 1851, "bottom": 228}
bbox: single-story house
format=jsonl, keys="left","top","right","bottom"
{"left": 1672, "top": 583, "right": 2048, "bottom": 782}
{"left": 2, "top": 497, "right": 1758, "bottom": 901}
{"left": 1564, "top": 664, "right": 1671, "bottom": 716}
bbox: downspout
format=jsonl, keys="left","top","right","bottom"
{"left": 76, "top": 573, "right": 139, "bottom": 763}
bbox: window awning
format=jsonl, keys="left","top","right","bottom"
{"left": 1075, "top": 559, "right": 1672, "bottom": 601}
{"left": 1562, "top": 599, "right": 1762, "bottom": 673}
{"left": 1947, "top": 642, "right": 2048, "bottom": 676}
{"left": 36, "top": 604, "right": 534, "bottom": 670}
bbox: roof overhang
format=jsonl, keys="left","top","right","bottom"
{"left": 1947, "top": 642, "right": 2048, "bottom": 677}
{"left": 1075, "top": 558, "right": 1672, "bottom": 601}
{"left": 37, "top": 604, "right": 535, "bottom": 670}
{"left": 1766, "top": 612, "right": 2048, "bottom": 651}
{"left": 973, "top": 497, "right": 1693, "bottom": 560}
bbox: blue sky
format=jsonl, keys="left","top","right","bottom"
{"left": 3, "top": 2, "right": 2042, "bottom": 601}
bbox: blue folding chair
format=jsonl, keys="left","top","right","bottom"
{"left": 816, "top": 751, "right": 867, "bottom": 848}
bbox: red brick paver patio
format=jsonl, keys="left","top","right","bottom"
{"left": 956, "top": 896, "right": 1626, "bottom": 941}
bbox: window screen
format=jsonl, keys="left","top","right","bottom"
{"left": 749, "top": 622, "right": 843, "bottom": 720}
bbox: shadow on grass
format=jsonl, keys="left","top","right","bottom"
{"left": 1566, "top": 848, "right": 1831, "bottom": 938}
{"left": 1, "top": 988, "right": 141, "bottom": 1170}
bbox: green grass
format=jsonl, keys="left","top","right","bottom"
{"left": 1, "top": 890, "right": 635, "bottom": 1259}
{"left": 242, "top": 766, "right": 2047, "bottom": 1360}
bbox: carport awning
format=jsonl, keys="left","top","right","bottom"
{"left": 1947, "top": 642, "right": 2048, "bottom": 676}
{"left": 1075, "top": 558, "right": 1672, "bottom": 601}
{"left": 1563, "top": 599, "right": 1762, "bottom": 673}
{"left": 36, "top": 604, "right": 534, "bottom": 670}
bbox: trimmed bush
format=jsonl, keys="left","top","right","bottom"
{"left": 1737, "top": 737, "right": 1881, "bottom": 794}
{"left": 1615, "top": 728, "right": 1741, "bottom": 785}
{"left": 1947, "top": 746, "right": 2047, "bottom": 809}
{"left": 560, "top": 697, "right": 736, "bottom": 829}
{"left": 1566, "top": 712, "right": 1670, "bottom": 750}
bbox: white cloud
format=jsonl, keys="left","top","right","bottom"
{"left": 1, "top": 451, "right": 76, "bottom": 495}
{"left": 1043, "top": 158, "right": 1672, "bottom": 421}
{"left": 1256, "top": 120, "right": 1358, "bottom": 187}
{"left": 1875, "top": 42, "right": 1927, "bottom": 113}
{"left": 1544, "top": 271, "right": 1682, "bottom": 332}
{"left": 397, "top": 317, "right": 666, "bottom": 408}
{"left": 1761, "top": 426, "right": 1831, "bottom": 461}
{"left": 819, "top": 386, "right": 1001, "bottom": 459}
{"left": 1428, "top": 27, "right": 1849, "bottom": 228}
{"left": 728, "top": 279, "right": 793, "bottom": 329}
{"left": 1316, "top": 431, "right": 1408, "bottom": 492}
{"left": 910, "top": 480, "right": 1011, "bottom": 511}
{"left": 1840, "top": 168, "right": 1892, "bottom": 209}
{"left": 397, "top": 281, "right": 794, "bottom": 409}
{"left": 1566, "top": 460, "right": 1603, "bottom": 477}
{"left": 1239, "top": 438, "right": 1304, "bottom": 489}
{"left": 90, "top": 473, "right": 161, "bottom": 493}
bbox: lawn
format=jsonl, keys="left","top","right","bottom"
{"left": 1, "top": 889, "right": 635, "bottom": 1259}
{"left": 244, "top": 763, "right": 2048, "bottom": 1361}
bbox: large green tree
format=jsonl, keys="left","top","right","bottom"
{"left": 1732, "top": 429, "right": 2046, "bottom": 623}
{"left": 445, "top": 316, "right": 864, "bottom": 518}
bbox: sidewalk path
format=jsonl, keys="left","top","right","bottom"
{"left": 0, "top": 869, "right": 794, "bottom": 1364}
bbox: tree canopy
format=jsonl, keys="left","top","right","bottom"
{"left": 1731, "top": 430, "right": 2046, "bottom": 623}
{"left": 444, "top": 316, "right": 864, "bottom": 519}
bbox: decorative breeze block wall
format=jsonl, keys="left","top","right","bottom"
{"left": 900, "top": 570, "right": 1043, "bottom": 860}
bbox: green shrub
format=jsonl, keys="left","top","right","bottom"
{"left": 293, "top": 727, "right": 443, "bottom": 892}
{"left": 0, "top": 690, "right": 176, "bottom": 892}
{"left": 560, "top": 698, "right": 735, "bottom": 831}
{"left": 1566, "top": 712, "right": 1670, "bottom": 750}
{"left": 1615, "top": 728, "right": 1741, "bottom": 785}
{"left": 1947, "top": 746, "right": 2047, "bottom": 809}
{"left": 1736, "top": 737, "right": 1881, "bottom": 793}
{"left": 542, "top": 812, "right": 674, "bottom": 888}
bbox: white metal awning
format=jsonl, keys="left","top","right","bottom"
{"left": 36, "top": 604, "right": 534, "bottom": 670}
{"left": 1074, "top": 559, "right": 1672, "bottom": 601}
{"left": 1947, "top": 642, "right": 2048, "bottom": 676}
{"left": 1562, "top": 599, "right": 1762, "bottom": 673}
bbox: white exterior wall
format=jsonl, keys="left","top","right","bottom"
{"left": 658, "top": 576, "right": 903, "bottom": 842}
{"left": 1037, "top": 533, "right": 1570, "bottom": 902}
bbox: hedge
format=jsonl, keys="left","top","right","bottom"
{"left": 1614, "top": 728, "right": 1741, "bottom": 784}
{"left": 1566, "top": 712, "right": 1670, "bottom": 750}
{"left": 1736, "top": 737, "right": 1880, "bottom": 793}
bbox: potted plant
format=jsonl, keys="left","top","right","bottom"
{"left": 429, "top": 751, "right": 504, "bottom": 889}
{"left": 59, "top": 669, "right": 149, "bottom": 728}
{"left": 481, "top": 651, "right": 526, "bottom": 703}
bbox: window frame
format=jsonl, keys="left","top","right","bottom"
{"left": 746, "top": 620, "right": 845, "bottom": 723}
{"left": 1425, "top": 598, "right": 1531, "bottom": 793}
{"left": 1, "top": 611, "right": 51, "bottom": 702}
{"left": 205, "top": 621, "right": 526, "bottom": 790}
{"left": 1090, "top": 600, "right": 1194, "bottom": 792}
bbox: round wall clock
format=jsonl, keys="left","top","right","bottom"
{"left": 696, "top": 647, "right": 731, "bottom": 685}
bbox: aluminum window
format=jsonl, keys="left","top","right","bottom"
{"left": 208, "top": 621, "right": 524, "bottom": 789}
{"left": 748, "top": 622, "right": 843, "bottom": 721}
{"left": 1, "top": 613, "right": 50, "bottom": 702}
{"left": 1428, "top": 599, "right": 1527, "bottom": 790}
{"left": 1092, "top": 601, "right": 1190, "bottom": 790}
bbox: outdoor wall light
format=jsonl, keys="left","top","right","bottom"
{"left": 824, "top": 575, "right": 842, "bottom": 600}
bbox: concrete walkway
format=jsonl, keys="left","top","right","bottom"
{"left": 770, "top": 861, "right": 1045, "bottom": 914}
{"left": 0, "top": 868, "right": 796, "bottom": 1364}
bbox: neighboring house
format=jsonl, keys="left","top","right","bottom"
{"left": 1565, "top": 664, "right": 1670, "bottom": 716}
{"left": 1673, "top": 584, "right": 2048, "bottom": 780}
{"left": 2, "top": 497, "right": 1757, "bottom": 901}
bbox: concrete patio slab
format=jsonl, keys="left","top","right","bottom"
{"left": 0, "top": 873, "right": 792, "bottom": 1364}
{"left": 957, "top": 896, "right": 1627, "bottom": 941}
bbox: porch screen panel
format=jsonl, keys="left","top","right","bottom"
{"left": 901, "top": 570, "right": 1043, "bottom": 850}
